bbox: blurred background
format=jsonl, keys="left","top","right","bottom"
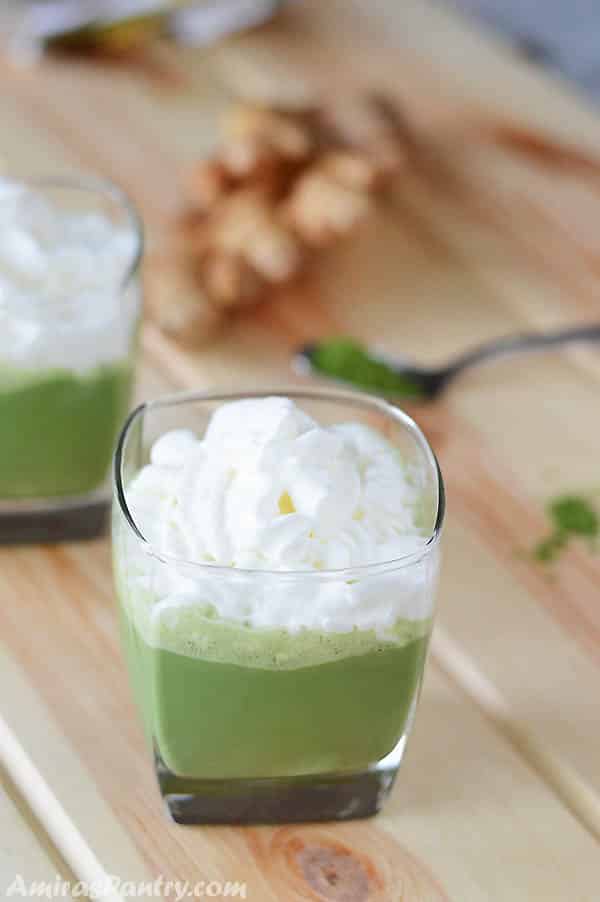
{"left": 4, "top": 0, "right": 600, "bottom": 100}
{"left": 456, "top": 0, "right": 600, "bottom": 98}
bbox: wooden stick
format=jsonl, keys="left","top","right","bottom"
{"left": 0, "top": 712, "right": 125, "bottom": 902}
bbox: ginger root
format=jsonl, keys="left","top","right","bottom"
{"left": 162, "top": 98, "right": 412, "bottom": 341}
{"left": 284, "top": 166, "right": 372, "bottom": 247}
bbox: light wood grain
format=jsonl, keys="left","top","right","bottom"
{"left": 1, "top": 770, "right": 75, "bottom": 899}
{"left": 1, "top": 561, "right": 599, "bottom": 900}
{"left": 0, "top": 715, "right": 123, "bottom": 902}
{"left": 1, "top": 0, "right": 600, "bottom": 897}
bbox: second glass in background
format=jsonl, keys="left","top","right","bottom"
{"left": 0, "top": 176, "right": 143, "bottom": 542}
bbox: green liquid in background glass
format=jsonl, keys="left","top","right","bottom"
{"left": 119, "top": 601, "right": 429, "bottom": 780}
{"left": 0, "top": 363, "right": 133, "bottom": 498}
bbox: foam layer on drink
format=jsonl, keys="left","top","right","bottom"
{"left": 0, "top": 178, "right": 139, "bottom": 373}
{"left": 118, "top": 578, "right": 432, "bottom": 669}
{"left": 117, "top": 397, "right": 439, "bottom": 660}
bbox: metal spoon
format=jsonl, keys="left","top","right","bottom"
{"left": 295, "top": 323, "right": 600, "bottom": 401}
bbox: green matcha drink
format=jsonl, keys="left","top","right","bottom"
{"left": 0, "top": 363, "right": 132, "bottom": 498}
{"left": 0, "top": 177, "right": 141, "bottom": 508}
{"left": 113, "top": 392, "right": 444, "bottom": 823}
{"left": 118, "top": 594, "right": 429, "bottom": 779}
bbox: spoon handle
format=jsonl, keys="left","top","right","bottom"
{"left": 440, "top": 322, "right": 600, "bottom": 384}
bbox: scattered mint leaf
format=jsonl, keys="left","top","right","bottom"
{"left": 533, "top": 531, "right": 567, "bottom": 563}
{"left": 534, "top": 494, "right": 599, "bottom": 564}
{"left": 548, "top": 496, "right": 598, "bottom": 537}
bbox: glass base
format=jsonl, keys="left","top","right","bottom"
{"left": 155, "top": 738, "right": 406, "bottom": 826}
{"left": 0, "top": 494, "right": 109, "bottom": 544}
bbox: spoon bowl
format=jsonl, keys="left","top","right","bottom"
{"left": 296, "top": 326, "right": 600, "bottom": 403}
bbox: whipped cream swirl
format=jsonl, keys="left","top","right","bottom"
{"left": 129, "top": 396, "right": 427, "bottom": 571}
{"left": 0, "top": 178, "right": 139, "bottom": 373}
{"left": 121, "top": 398, "right": 438, "bottom": 637}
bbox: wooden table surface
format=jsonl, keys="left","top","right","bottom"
{"left": 1, "top": 1, "right": 600, "bottom": 899}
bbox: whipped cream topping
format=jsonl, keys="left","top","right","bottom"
{"left": 121, "top": 397, "right": 439, "bottom": 637}
{"left": 0, "top": 178, "right": 139, "bottom": 373}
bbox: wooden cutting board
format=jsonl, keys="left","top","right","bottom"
{"left": 1, "top": 2, "right": 600, "bottom": 899}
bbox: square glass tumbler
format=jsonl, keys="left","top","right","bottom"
{"left": 0, "top": 177, "right": 142, "bottom": 544}
{"left": 113, "top": 389, "right": 445, "bottom": 824}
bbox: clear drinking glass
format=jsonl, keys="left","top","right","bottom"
{"left": 113, "top": 388, "right": 445, "bottom": 824}
{"left": 0, "top": 176, "right": 143, "bottom": 543}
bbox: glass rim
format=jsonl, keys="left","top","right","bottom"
{"left": 114, "top": 386, "right": 446, "bottom": 579}
{"left": 7, "top": 173, "right": 144, "bottom": 297}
